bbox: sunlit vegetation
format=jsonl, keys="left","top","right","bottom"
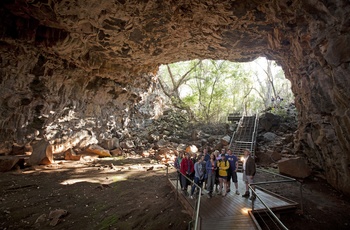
{"left": 157, "top": 57, "right": 294, "bottom": 123}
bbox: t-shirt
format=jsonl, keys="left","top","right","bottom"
{"left": 226, "top": 154, "right": 238, "bottom": 172}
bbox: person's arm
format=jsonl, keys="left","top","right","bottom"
{"left": 180, "top": 159, "right": 185, "bottom": 174}
{"left": 221, "top": 161, "right": 229, "bottom": 171}
{"left": 206, "top": 161, "right": 211, "bottom": 172}
{"left": 190, "top": 161, "right": 195, "bottom": 173}
{"left": 194, "top": 163, "right": 199, "bottom": 177}
{"left": 174, "top": 158, "right": 179, "bottom": 169}
{"left": 246, "top": 157, "right": 255, "bottom": 177}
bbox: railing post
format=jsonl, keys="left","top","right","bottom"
{"left": 169, "top": 163, "right": 202, "bottom": 230}
{"left": 299, "top": 180, "right": 304, "bottom": 214}
{"left": 193, "top": 187, "right": 201, "bottom": 230}
{"left": 175, "top": 170, "right": 178, "bottom": 201}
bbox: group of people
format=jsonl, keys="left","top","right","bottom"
{"left": 271, "top": 95, "right": 283, "bottom": 108}
{"left": 174, "top": 148, "right": 256, "bottom": 200}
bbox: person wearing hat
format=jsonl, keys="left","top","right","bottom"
{"left": 242, "top": 149, "right": 256, "bottom": 199}
{"left": 217, "top": 153, "right": 230, "bottom": 196}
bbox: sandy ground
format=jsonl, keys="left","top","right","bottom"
{"left": 0, "top": 157, "right": 190, "bottom": 230}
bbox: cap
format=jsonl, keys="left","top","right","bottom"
{"left": 221, "top": 154, "right": 225, "bottom": 157}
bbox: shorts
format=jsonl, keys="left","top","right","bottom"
{"left": 243, "top": 173, "right": 254, "bottom": 184}
{"left": 218, "top": 175, "right": 227, "bottom": 180}
{"left": 227, "top": 171, "right": 238, "bottom": 183}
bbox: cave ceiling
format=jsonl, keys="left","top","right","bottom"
{"left": 1, "top": 0, "right": 296, "bottom": 75}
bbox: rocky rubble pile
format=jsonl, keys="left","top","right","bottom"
{"left": 1, "top": 104, "right": 313, "bottom": 180}
{"left": 256, "top": 104, "right": 311, "bottom": 178}
{"left": 256, "top": 104, "right": 298, "bottom": 166}
{"left": 0, "top": 108, "right": 235, "bottom": 171}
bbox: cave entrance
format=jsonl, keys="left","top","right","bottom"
{"left": 157, "top": 57, "right": 294, "bottom": 123}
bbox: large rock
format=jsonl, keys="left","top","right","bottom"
{"left": 85, "top": 145, "right": 111, "bottom": 157}
{"left": 99, "top": 138, "right": 120, "bottom": 150}
{"left": 263, "top": 132, "right": 277, "bottom": 142}
{"left": 0, "top": 156, "right": 20, "bottom": 172}
{"left": 221, "top": 135, "right": 231, "bottom": 146}
{"left": 29, "top": 140, "right": 53, "bottom": 165}
{"left": 278, "top": 157, "right": 311, "bottom": 179}
{"left": 259, "top": 113, "right": 281, "bottom": 132}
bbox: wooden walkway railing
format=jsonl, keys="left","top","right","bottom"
{"left": 168, "top": 172, "right": 298, "bottom": 230}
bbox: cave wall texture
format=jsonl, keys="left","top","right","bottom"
{"left": 0, "top": 0, "right": 350, "bottom": 195}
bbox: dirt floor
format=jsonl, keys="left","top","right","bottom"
{"left": 1, "top": 156, "right": 350, "bottom": 230}
{"left": 0, "top": 156, "right": 190, "bottom": 230}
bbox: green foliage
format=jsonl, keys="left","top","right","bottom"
{"left": 271, "top": 107, "right": 288, "bottom": 118}
{"left": 157, "top": 58, "right": 294, "bottom": 123}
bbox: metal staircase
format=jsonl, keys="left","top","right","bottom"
{"left": 229, "top": 114, "right": 259, "bottom": 162}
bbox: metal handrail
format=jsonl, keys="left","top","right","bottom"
{"left": 250, "top": 113, "right": 259, "bottom": 156}
{"left": 167, "top": 163, "right": 202, "bottom": 230}
{"left": 228, "top": 131, "right": 236, "bottom": 149}
{"left": 248, "top": 184, "right": 288, "bottom": 230}
{"left": 235, "top": 140, "right": 254, "bottom": 144}
{"left": 229, "top": 115, "right": 244, "bottom": 150}
{"left": 248, "top": 168, "right": 304, "bottom": 230}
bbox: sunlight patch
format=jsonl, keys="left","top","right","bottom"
{"left": 112, "top": 175, "right": 127, "bottom": 182}
{"left": 241, "top": 208, "right": 251, "bottom": 215}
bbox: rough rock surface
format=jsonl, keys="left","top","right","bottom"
{"left": 0, "top": 1, "right": 350, "bottom": 195}
{"left": 278, "top": 157, "right": 312, "bottom": 179}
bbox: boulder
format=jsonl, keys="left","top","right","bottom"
{"left": 10, "top": 143, "right": 33, "bottom": 156}
{"left": 259, "top": 113, "right": 281, "bottom": 132}
{"left": 0, "top": 156, "right": 20, "bottom": 172}
{"left": 110, "top": 148, "right": 123, "bottom": 156}
{"left": 120, "top": 140, "right": 135, "bottom": 149}
{"left": 263, "top": 132, "right": 277, "bottom": 142}
{"left": 29, "top": 140, "right": 53, "bottom": 165}
{"left": 207, "top": 136, "right": 216, "bottom": 143}
{"left": 176, "top": 144, "right": 187, "bottom": 151}
{"left": 186, "top": 145, "right": 198, "bottom": 154}
{"left": 221, "top": 135, "right": 231, "bottom": 146}
{"left": 85, "top": 145, "right": 111, "bottom": 157}
{"left": 278, "top": 157, "right": 311, "bottom": 179}
{"left": 64, "top": 149, "right": 82, "bottom": 161}
{"left": 155, "top": 139, "right": 168, "bottom": 149}
{"left": 100, "top": 137, "right": 119, "bottom": 150}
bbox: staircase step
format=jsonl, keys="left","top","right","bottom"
{"left": 229, "top": 115, "right": 258, "bottom": 157}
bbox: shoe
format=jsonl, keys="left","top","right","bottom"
{"left": 227, "top": 189, "right": 231, "bottom": 193}
{"left": 242, "top": 192, "right": 250, "bottom": 198}
{"left": 190, "top": 196, "right": 194, "bottom": 199}
{"left": 207, "top": 194, "right": 212, "bottom": 198}
{"left": 235, "top": 190, "right": 240, "bottom": 195}
{"left": 222, "top": 193, "right": 226, "bottom": 197}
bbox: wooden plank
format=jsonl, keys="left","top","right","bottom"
{"left": 167, "top": 172, "right": 298, "bottom": 230}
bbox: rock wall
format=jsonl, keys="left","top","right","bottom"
{"left": 0, "top": 1, "right": 349, "bottom": 194}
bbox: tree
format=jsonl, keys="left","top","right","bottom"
{"left": 157, "top": 58, "right": 293, "bottom": 122}
{"left": 251, "top": 58, "right": 294, "bottom": 110}
{"left": 157, "top": 60, "right": 201, "bottom": 121}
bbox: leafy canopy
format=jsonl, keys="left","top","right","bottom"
{"left": 157, "top": 58, "right": 294, "bottom": 123}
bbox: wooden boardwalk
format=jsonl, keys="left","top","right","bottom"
{"left": 168, "top": 172, "right": 298, "bottom": 230}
